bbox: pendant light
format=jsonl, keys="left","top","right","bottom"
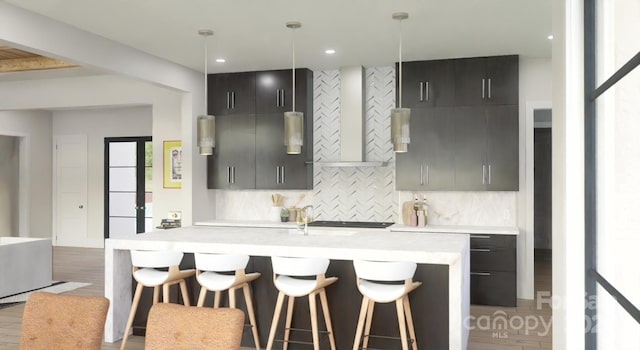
{"left": 390, "top": 12, "right": 410, "bottom": 153}
{"left": 284, "top": 21, "right": 303, "bottom": 155}
{"left": 197, "top": 29, "right": 215, "bottom": 156}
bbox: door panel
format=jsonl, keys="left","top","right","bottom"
{"left": 209, "top": 114, "right": 256, "bottom": 189}
{"left": 400, "top": 60, "right": 455, "bottom": 108}
{"left": 453, "top": 107, "right": 487, "bottom": 190}
{"left": 486, "top": 105, "right": 519, "bottom": 190}
{"left": 454, "top": 57, "right": 486, "bottom": 106}
{"left": 484, "top": 56, "right": 519, "bottom": 105}
{"left": 55, "top": 135, "right": 88, "bottom": 247}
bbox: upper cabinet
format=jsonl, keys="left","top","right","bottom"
{"left": 454, "top": 55, "right": 519, "bottom": 106}
{"left": 256, "top": 69, "right": 311, "bottom": 114}
{"left": 208, "top": 72, "right": 256, "bottom": 116}
{"left": 207, "top": 69, "right": 313, "bottom": 190}
{"left": 396, "top": 55, "right": 519, "bottom": 191}
{"left": 397, "top": 60, "right": 456, "bottom": 108}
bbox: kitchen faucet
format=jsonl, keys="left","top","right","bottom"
{"left": 303, "top": 205, "right": 313, "bottom": 235}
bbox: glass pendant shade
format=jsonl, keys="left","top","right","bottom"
{"left": 390, "top": 107, "right": 410, "bottom": 153}
{"left": 197, "top": 115, "right": 215, "bottom": 155}
{"left": 284, "top": 111, "right": 303, "bottom": 154}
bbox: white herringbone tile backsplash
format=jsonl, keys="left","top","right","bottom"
{"left": 313, "top": 67, "right": 396, "bottom": 222}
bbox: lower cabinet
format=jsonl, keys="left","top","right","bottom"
{"left": 470, "top": 234, "right": 517, "bottom": 307}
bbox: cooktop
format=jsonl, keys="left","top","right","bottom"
{"left": 307, "top": 220, "right": 394, "bottom": 229}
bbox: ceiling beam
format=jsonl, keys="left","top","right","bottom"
{"left": 0, "top": 56, "right": 78, "bottom": 72}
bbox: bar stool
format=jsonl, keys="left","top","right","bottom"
{"left": 266, "top": 256, "right": 337, "bottom": 350}
{"left": 121, "top": 250, "right": 195, "bottom": 350}
{"left": 352, "top": 260, "right": 422, "bottom": 350}
{"left": 195, "top": 253, "right": 261, "bottom": 350}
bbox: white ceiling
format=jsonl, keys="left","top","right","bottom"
{"left": 4, "top": 0, "right": 552, "bottom": 74}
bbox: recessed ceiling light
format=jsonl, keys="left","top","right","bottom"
{"left": 547, "top": 35, "right": 553, "bottom": 40}
{"left": 215, "top": 58, "right": 226, "bottom": 63}
{"left": 325, "top": 49, "right": 336, "bottom": 55}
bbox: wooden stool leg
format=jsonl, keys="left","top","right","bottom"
{"left": 121, "top": 282, "right": 144, "bottom": 350}
{"left": 179, "top": 279, "right": 190, "bottom": 306}
{"left": 319, "top": 289, "right": 336, "bottom": 350}
{"left": 396, "top": 298, "right": 409, "bottom": 350}
{"left": 283, "top": 295, "right": 295, "bottom": 350}
{"left": 266, "top": 291, "right": 285, "bottom": 350}
{"left": 229, "top": 287, "right": 237, "bottom": 308}
{"left": 197, "top": 286, "right": 208, "bottom": 307}
{"left": 309, "top": 292, "right": 320, "bottom": 350}
{"left": 242, "top": 283, "right": 261, "bottom": 350}
{"left": 352, "top": 296, "right": 369, "bottom": 350}
{"left": 403, "top": 295, "right": 418, "bottom": 350}
{"left": 363, "top": 299, "right": 375, "bottom": 350}
{"left": 162, "top": 283, "right": 170, "bottom": 303}
{"left": 213, "top": 290, "right": 221, "bottom": 308}
{"left": 152, "top": 286, "right": 160, "bottom": 305}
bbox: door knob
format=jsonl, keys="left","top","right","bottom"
{"left": 78, "top": 205, "right": 83, "bottom": 209}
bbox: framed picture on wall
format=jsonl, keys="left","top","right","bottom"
{"left": 163, "top": 140, "right": 182, "bottom": 189}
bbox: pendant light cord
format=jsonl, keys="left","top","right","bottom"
{"left": 398, "top": 18, "right": 403, "bottom": 109}
{"left": 204, "top": 36, "right": 208, "bottom": 113}
{"left": 292, "top": 27, "right": 296, "bottom": 112}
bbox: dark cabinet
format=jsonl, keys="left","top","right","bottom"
{"left": 397, "top": 60, "right": 455, "bottom": 108}
{"left": 208, "top": 72, "right": 256, "bottom": 116}
{"left": 469, "top": 234, "right": 517, "bottom": 307}
{"left": 255, "top": 113, "right": 312, "bottom": 189}
{"left": 207, "top": 69, "right": 313, "bottom": 190}
{"left": 453, "top": 105, "right": 519, "bottom": 191}
{"left": 395, "top": 107, "right": 455, "bottom": 190}
{"left": 454, "top": 55, "right": 518, "bottom": 106}
{"left": 206, "top": 114, "right": 256, "bottom": 189}
{"left": 256, "top": 69, "right": 311, "bottom": 114}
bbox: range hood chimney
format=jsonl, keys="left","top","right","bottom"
{"left": 316, "top": 66, "right": 387, "bottom": 167}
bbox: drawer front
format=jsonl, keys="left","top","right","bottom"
{"left": 471, "top": 248, "right": 516, "bottom": 272}
{"left": 470, "top": 234, "right": 516, "bottom": 249}
{"left": 470, "top": 271, "right": 516, "bottom": 307}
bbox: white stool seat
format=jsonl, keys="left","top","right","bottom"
{"left": 352, "top": 260, "right": 422, "bottom": 350}
{"left": 194, "top": 253, "right": 261, "bottom": 350}
{"left": 358, "top": 279, "right": 412, "bottom": 302}
{"left": 133, "top": 269, "right": 172, "bottom": 286}
{"left": 266, "top": 256, "right": 337, "bottom": 350}
{"left": 274, "top": 275, "right": 323, "bottom": 296}
{"left": 197, "top": 271, "right": 239, "bottom": 291}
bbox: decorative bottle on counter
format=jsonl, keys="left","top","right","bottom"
{"left": 411, "top": 194, "right": 420, "bottom": 227}
{"left": 422, "top": 194, "right": 428, "bottom": 226}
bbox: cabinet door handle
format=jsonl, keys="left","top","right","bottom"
{"left": 488, "top": 164, "right": 492, "bottom": 185}
{"left": 276, "top": 89, "right": 280, "bottom": 107}
{"left": 471, "top": 272, "right": 492, "bottom": 276}
{"left": 425, "top": 81, "right": 429, "bottom": 101}
{"left": 232, "top": 166, "right": 236, "bottom": 184}
{"left": 420, "top": 164, "right": 424, "bottom": 185}
{"left": 227, "top": 166, "right": 232, "bottom": 184}
{"left": 231, "top": 91, "right": 236, "bottom": 109}
{"left": 276, "top": 166, "right": 280, "bottom": 184}
{"left": 482, "top": 165, "right": 486, "bottom": 185}
{"left": 488, "top": 78, "right": 492, "bottom": 99}
{"left": 425, "top": 165, "right": 429, "bottom": 184}
{"left": 419, "top": 82, "right": 424, "bottom": 102}
{"left": 471, "top": 235, "right": 492, "bottom": 239}
{"left": 471, "top": 248, "right": 492, "bottom": 252}
{"left": 281, "top": 166, "right": 285, "bottom": 184}
{"left": 481, "top": 79, "right": 486, "bottom": 99}
{"left": 226, "top": 92, "right": 231, "bottom": 109}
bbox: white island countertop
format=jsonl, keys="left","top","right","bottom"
{"left": 104, "top": 225, "right": 470, "bottom": 349}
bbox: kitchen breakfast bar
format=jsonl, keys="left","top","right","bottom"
{"left": 104, "top": 225, "right": 470, "bottom": 349}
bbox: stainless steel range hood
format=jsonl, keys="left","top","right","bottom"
{"left": 316, "top": 66, "right": 387, "bottom": 167}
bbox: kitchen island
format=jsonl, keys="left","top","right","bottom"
{"left": 104, "top": 225, "right": 470, "bottom": 349}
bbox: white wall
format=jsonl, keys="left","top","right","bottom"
{"left": 0, "top": 75, "right": 186, "bottom": 247}
{"left": 52, "top": 106, "right": 152, "bottom": 247}
{"left": 518, "top": 57, "right": 553, "bottom": 299}
{"left": 0, "top": 110, "right": 53, "bottom": 238}
{"left": 0, "top": 136, "right": 19, "bottom": 236}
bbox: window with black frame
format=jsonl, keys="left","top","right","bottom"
{"left": 585, "top": 0, "right": 640, "bottom": 349}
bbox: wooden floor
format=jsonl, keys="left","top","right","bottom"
{"left": 0, "top": 247, "right": 552, "bottom": 349}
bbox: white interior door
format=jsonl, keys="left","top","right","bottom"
{"left": 54, "top": 135, "right": 88, "bottom": 246}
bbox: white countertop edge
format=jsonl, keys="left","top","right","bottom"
{"left": 390, "top": 224, "right": 519, "bottom": 235}
{"left": 195, "top": 219, "right": 298, "bottom": 229}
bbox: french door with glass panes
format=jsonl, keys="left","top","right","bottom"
{"left": 104, "top": 137, "right": 152, "bottom": 238}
